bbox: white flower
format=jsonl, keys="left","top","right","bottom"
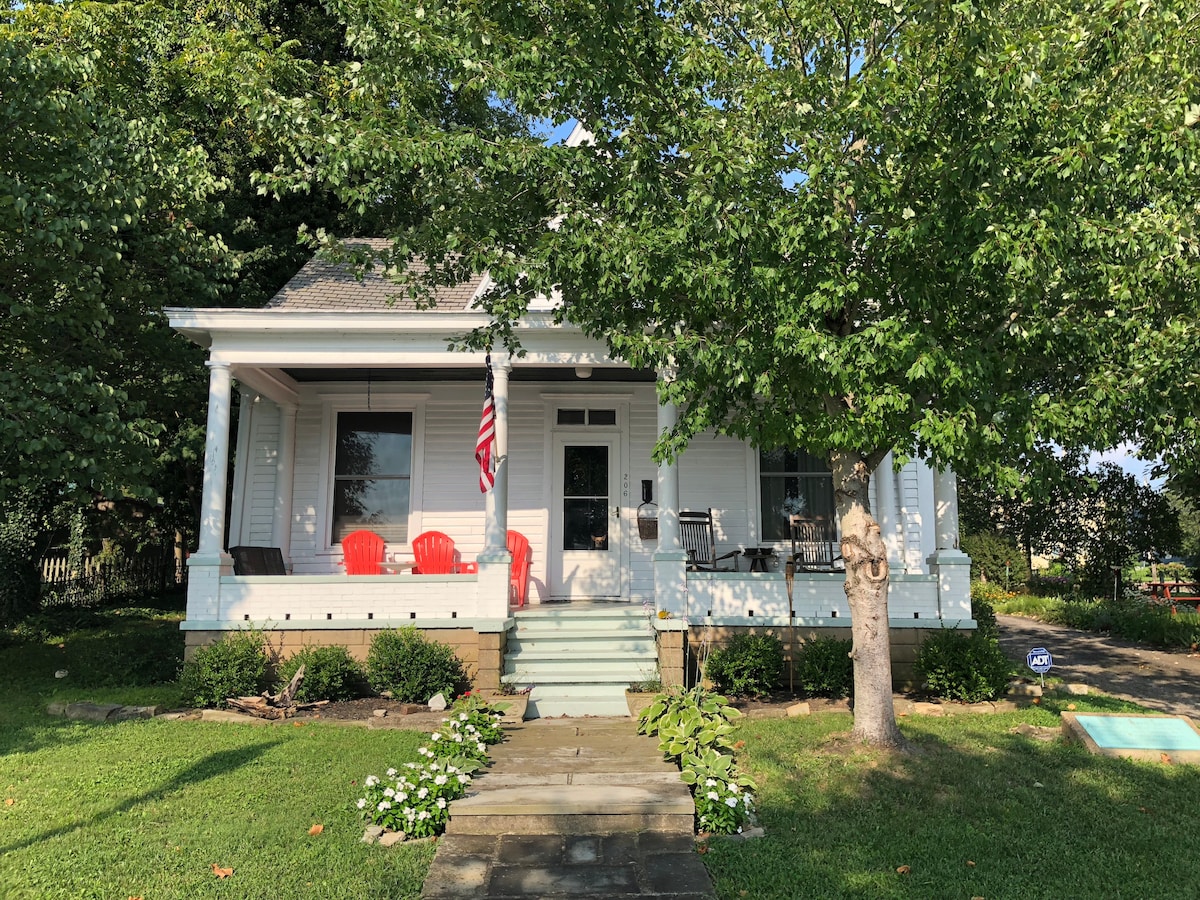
{"left": 476, "top": 742, "right": 486, "bottom": 753}
{"left": 434, "top": 775, "right": 448, "bottom": 785}
{"left": 418, "top": 787, "right": 429, "bottom": 799}
{"left": 453, "top": 733, "right": 463, "bottom": 742}
{"left": 466, "top": 724, "right": 477, "bottom": 732}
{"left": 707, "top": 791, "right": 719, "bottom": 800}
{"left": 386, "top": 768, "right": 397, "bottom": 777}
{"left": 743, "top": 794, "right": 753, "bottom": 806}
{"left": 431, "top": 733, "right": 442, "bottom": 742}
{"left": 459, "top": 713, "right": 468, "bottom": 721}
{"left": 436, "top": 798, "right": 446, "bottom": 809}
{"left": 418, "top": 810, "right": 430, "bottom": 820}
{"left": 356, "top": 799, "right": 367, "bottom": 809}
{"left": 396, "top": 792, "right": 408, "bottom": 802}
{"left": 383, "top": 787, "right": 395, "bottom": 798}
{"left": 705, "top": 779, "right": 717, "bottom": 787}
{"left": 365, "top": 775, "right": 379, "bottom": 787}
{"left": 725, "top": 797, "right": 738, "bottom": 807}
{"left": 728, "top": 783, "right": 739, "bottom": 793}
{"left": 377, "top": 800, "right": 391, "bottom": 811}
{"left": 457, "top": 774, "right": 471, "bottom": 784}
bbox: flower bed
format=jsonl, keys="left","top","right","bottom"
{"left": 356, "top": 693, "right": 507, "bottom": 842}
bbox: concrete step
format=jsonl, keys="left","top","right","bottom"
{"left": 507, "top": 637, "right": 658, "bottom": 654}
{"left": 505, "top": 660, "right": 656, "bottom": 680}
{"left": 445, "top": 783, "right": 695, "bottom": 835}
{"left": 527, "top": 693, "right": 632, "bottom": 718}
{"left": 503, "top": 670, "right": 649, "bottom": 686}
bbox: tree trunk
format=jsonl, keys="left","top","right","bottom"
{"left": 830, "top": 451, "right": 908, "bottom": 749}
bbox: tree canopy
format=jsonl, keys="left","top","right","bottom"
{"left": 250, "top": 0, "right": 1200, "bottom": 744}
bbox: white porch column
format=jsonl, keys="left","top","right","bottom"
{"left": 927, "top": 466, "right": 972, "bottom": 622}
{"left": 653, "top": 373, "right": 688, "bottom": 618}
{"left": 187, "top": 361, "right": 234, "bottom": 623}
{"left": 477, "top": 357, "right": 512, "bottom": 618}
{"left": 197, "top": 361, "right": 234, "bottom": 559}
{"left": 272, "top": 401, "right": 298, "bottom": 569}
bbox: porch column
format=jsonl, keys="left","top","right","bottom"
{"left": 477, "top": 357, "right": 512, "bottom": 619}
{"left": 272, "top": 401, "right": 298, "bottom": 570}
{"left": 653, "top": 373, "right": 689, "bottom": 620}
{"left": 187, "top": 360, "right": 234, "bottom": 623}
{"left": 926, "top": 466, "right": 972, "bottom": 622}
{"left": 196, "top": 361, "right": 234, "bottom": 559}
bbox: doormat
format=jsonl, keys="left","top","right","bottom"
{"left": 1061, "top": 712, "right": 1200, "bottom": 763}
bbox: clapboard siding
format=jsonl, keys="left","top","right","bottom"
{"left": 679, "top": 433, "right": 751, "bottom": 561}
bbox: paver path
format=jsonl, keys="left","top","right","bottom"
{"left": 421, "top": 718, "right": 715, "bottom": 899}
{"left": 998, "top": 614, "right": 1200, "bottom": 718}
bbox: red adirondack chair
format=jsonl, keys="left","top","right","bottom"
{"left": 507, "top": 530, "right": 532, "bottom": 607}
{"left": 340, "top": 529, "right": 386, "bottom": 575}
{"left": 410, "top": 531, "right": 478, "bottom": 574}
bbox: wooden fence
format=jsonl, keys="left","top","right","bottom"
{"left": 39, "top": 548, "right": 184, "bottom": 607}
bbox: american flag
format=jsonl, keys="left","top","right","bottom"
{"left": 475, "top": 354, "right": 496, "bottom": 493}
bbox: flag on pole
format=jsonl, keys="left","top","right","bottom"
{"left": 476, "top": 354, "right": 496, "bottom": 493}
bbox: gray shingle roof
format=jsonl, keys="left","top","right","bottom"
{"left": 265, "top": 238, "right": 487, "bottom": 312}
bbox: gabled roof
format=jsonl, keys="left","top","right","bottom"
{"left": 265, "top": 238, "right": 487, "bottom": 312}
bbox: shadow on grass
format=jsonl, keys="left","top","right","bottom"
{"left": 704, "top": 712, "right": 1200, "bottom": 899}
{"left": 0, "top": 740, "right": 281, "bottom": 857}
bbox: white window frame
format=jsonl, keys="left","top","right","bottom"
{"left": 316, "top": 392, "right": 429, "bottom": 554}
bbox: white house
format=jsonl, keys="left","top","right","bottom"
{"left": 168, "top": 240, "right": 973, "bottom": 716}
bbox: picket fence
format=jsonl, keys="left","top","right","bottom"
{"left": 39, "top": 548, "right": 183, "bottom": 607}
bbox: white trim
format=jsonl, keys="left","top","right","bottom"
{"left": 315, "top": 394, "right": 428, "bottom": 554}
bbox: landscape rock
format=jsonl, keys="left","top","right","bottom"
{"left": 1054, "top": 683, "right": 1089, "bottom": 696}
{"left": 372, "top": 709, "right": 388, "bottom": 718}
{"left": 46, "top": 702, "right": 68, "bottom": 717}
{"left": 65, "top": 702, "right": 121, "bottom": 722}
{"left": 379, "top": 830, "right": 406, "bottom": 847}
{"left": 111, "top": 705, "right": 160, "bottom": 722}
{"left": 362, "top": 825, "right": 384, "bottom": 844}
{"left": 786, "top": 702, "right": 811, "bottom": 717}
{"left": 428, "top": 693, "right": 447, "bottom": 711}
{"left": 1007, "top": 682, "right": 1043, "bottom": 697}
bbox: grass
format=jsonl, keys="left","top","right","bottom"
{"left": 705, "top": 695, "right": 1200, "bottom": 899}
{"left": 0, "top": 598, "right": 435, "bottom": 899}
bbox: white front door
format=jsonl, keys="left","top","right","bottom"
{"left": 549, "top": 435, "right": 623, "bottom": 599}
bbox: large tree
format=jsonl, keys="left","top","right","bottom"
{"left": 266, "top": 0, "right": 1200, "bottom": 745}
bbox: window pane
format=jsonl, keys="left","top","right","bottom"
{"left": 332, "top": 478, "right": 410, "bottom": 543}
{"left": 563, "top": 499, "right": 609, "bottom": 551}
{"left": 564, "top": 445, "right": 608, "bottom": 497}
{"left": 588, "top": 409, "right": 617, "bottom": 426}
{"left": 557, "top": 409, "right": 586, "bottom": 425}
{"left": 335, "top": 412, "right": 412, "bottom": 477}
{"left": 759, "top": 449, "right": 834, "bottom": 541}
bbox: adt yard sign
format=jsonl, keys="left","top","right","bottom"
{"left": 1027, "top": 648, "right": 1053, "bottom": 674}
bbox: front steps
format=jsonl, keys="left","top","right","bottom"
{"left": 503, "top": 605, "right": 658, "bottom": 718}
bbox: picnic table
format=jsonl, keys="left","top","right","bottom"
{"left": 1145, "top": 582, "right": 1200, "bottom": 615}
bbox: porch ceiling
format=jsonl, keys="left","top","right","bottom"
{"left": 280, "top": 366, "right": 656, "bottom": 383}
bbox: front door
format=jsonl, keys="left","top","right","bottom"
{"left": 550, "top": 436, "right": 623, "bottom": 599}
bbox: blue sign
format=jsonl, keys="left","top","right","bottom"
{"left": 1026, "top": 648, "right": 1053, "bottom": 674}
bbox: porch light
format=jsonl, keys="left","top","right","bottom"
{"left": 574, "top": 365, "right": 593, "bottom": 379}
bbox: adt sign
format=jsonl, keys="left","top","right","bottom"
{"left": 1026, "top": 648, "right": 1053, "bottom": 674}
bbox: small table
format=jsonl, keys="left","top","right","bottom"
{"left": 378, "top": 559, "right": 416, "bottom": 574}
{"left": 741, "top": 548, "right": 777, "bottom": 573}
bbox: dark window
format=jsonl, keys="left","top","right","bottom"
{"left": 556, "top": 408, "right": 617, "bottom": 426}
{"left": 562, "top": 445, "right": 609, "bottom": 551}
{"left": 557, "top": 409, "right": 586, "bottom": 425}
{"left": 759, "top": 449, "right": 834, "bottom": 541}
{"left": 332, "top": 412, "right": 413, "bottom": 544}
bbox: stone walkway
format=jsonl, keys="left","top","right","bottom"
{"left": 421, "top": 718, "right": 715, "bottom": 898}
{"left": 998, "top": 614, "right": 1200, "bottom": 718}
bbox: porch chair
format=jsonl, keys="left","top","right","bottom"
{"left": 410, "top": 530, "right": 479, "bottom": 574}
{"left": 679, "top": 509, "right": 740, "bottom": 572}
{"left": 788, "top": 516, "right": 843, "bottom": 572}
{"left": 340, "top": 529, "right": 386, "bottom": 575}
{"left": 229, "top": 546, "right": 287, "bottom": 576}
{"left": 507, "top": 530, "right": 532, "bottom": 607}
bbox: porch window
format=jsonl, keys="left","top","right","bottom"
{"left": 332, "top": 412, "right": 413, "bottom": 544}
{"left": 759, "top": 449, "right": 835, "bottom": 542}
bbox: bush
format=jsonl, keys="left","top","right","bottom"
{"left": 960, "top": 531, "right": 1030, "bottom": 586}
{"left": 704, "top": 632, "right": 784, "bottom": 698}
{"left": 915, "top": 628, "right": 1012, "bottom": 703}
{"left": 794, "top": 636, "right": 854, "bottom": 698}
{"left": 275, "top": 645, "right": 366, "bottom": 702}
{"left": 968, "top": 581, "right": 1003, "bottom": 635}
{"left": 179, "top": 631, "right": 269, "bottom": 708}
{"left": 366, "top": 627, "right": 469, "bottom": 703}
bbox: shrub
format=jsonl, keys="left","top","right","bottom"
{"left": 968, "top": 581, "right": 1003, "bottom": 635}
{"left": 960, "top": 531, "right": 1030, "bottom": 586}
{"left": 915, "top": 628, "right": 1012, "bottom": 703}
{"left": 275, "top": 645, "right": 366, "bottom": 702}
{"left": 179, "top": 631, "right": 269, "bottom": 708}
{"left": 704, "top": 632, "right": 784, "bottom": 698}
{"left": 366, "top": 627, "right": 469, "bottom": 703}
{"left": 794, "top": 636, "right": 854, "bottom": 698}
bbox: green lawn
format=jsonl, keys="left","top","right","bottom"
{"left": 6, "top": 602, "right": 1200, "bottom": 899}
{"left": 706, "top": 696, "right": 1200, "bottom": 899}
{"left": 0, "top": 602, "right": 435, "bottom": 899}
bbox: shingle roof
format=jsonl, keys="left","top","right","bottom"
{"left": 265, "top": 238, "right": 487, "bottom": 312}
